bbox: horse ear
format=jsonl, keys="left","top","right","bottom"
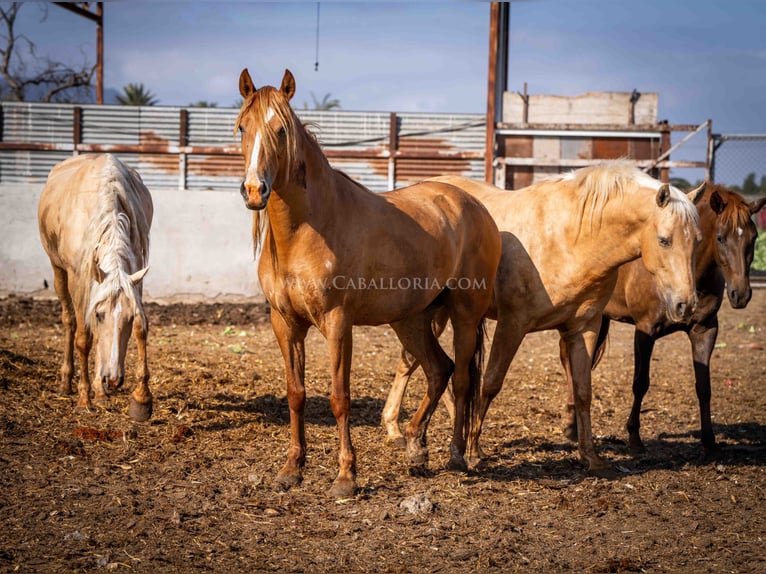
{"left": 686, "top": 181, "right": 706, "bottom": 205}
{"left": 239, "top": 68, "right": 256, "bottom": 99}
{"left": 280, "top": 69, "right": 296, "bottom": 102}
{"left": 709, "top": 190, "right": 726, "bottom": 215}
{"left": 130, "top": 266, "right": 150, "bottom": 285}
{"left": 656, "top": 183, "right": 671, "bottom": 208}
{"left": 749, "top": 196, "right": 766, "bottom": 215}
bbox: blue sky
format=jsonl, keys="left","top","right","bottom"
{"left": 8, "top": 1, "right": 766, "bottom": 182}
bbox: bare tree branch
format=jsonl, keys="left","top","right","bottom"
{"left": 0, "top": 2, "right": 96, "bottom": 103}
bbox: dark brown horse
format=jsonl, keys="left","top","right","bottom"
{"left": 235, "top": 69, "right": 501, "bottom": 497}
{"left": 560, "top": 184, "right": 766, "bottom": 452}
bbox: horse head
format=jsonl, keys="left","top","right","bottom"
{"left": 235, "top": 68, "right": 298, "bottom": 211}
{"left": 709, "top": 187, "right": 766, "bottom": 308}
{"left": 89, "top": 265, "right": 149, "bottom": 392}
{"left": 638, "top": 181, "right": 704, "bottom": 322}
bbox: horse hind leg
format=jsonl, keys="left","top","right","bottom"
{"left": 381, "top": 348, "right": 420, "bottom": 449}
{"left": 689, "top": 320, "right": 718, "bottom": 450}
{"left": 391, "top": 312, "right": 453, "bottom": 473}
{"left": 381, "top": 307, "right": 452, "bottom": 448}
{"left": 128, "top": 316, "right": 153, "bottom": 422}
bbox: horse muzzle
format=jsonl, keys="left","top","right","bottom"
{"left": 240, "top": 180, "right": 271, "bottom": 211}
{"left": 666, "top": 293, "right": 697, "bottom": 323}
{"left": 727, "top": 286, "right": 752, "bottom": 309}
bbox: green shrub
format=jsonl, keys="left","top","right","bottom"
{"left": 754, "top": 231, "right": 766, "bottom": 272}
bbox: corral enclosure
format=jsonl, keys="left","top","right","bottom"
{"left": 0, "top": 291, "right": 764, "bottom": 572}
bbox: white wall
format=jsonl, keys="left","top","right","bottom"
{"left": 0, "top": 184, "right": 264, "bottom": 302}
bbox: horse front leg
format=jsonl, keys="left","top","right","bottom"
{"left": 128, "top": 317, "right": 153, "bottom": 422}
{"left": 271, "top": 311, "right": 309, "bottom": 491}
{"left": 565, "top": 320, "right": 612, "bottom": 476}
{"left": 466, "top": 315, "right": 523, "bottom": 468}
{"left": 73, "top": 320, "right": 93, "bottom": 412}
{"left": 689, "top": 319, "right": 718, "bottom": 450}
{"left": 53, "top": 266, "right": 75, "bottom": 395}
{"left": 558, "top": 334, "right": 578, "bottom": 442}
{"left": 626, "top": 329, "right": 656, "bottom": 454}
{"left": 325, "top": 317, "right": 357, "bottom": 498}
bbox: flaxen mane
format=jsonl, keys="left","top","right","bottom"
{"left": 80, "top": 156, "right": 150, "bottom": 330}
{"left": 560, "top": 162, "right": 699, "bottom": 237}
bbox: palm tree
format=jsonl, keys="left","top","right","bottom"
{"left": 189, "top": 100, "right": 218, "bottom": 108}
{"left": 305, "top": 92, "right": 340, "bottom": 111}
{"left": 116, "top": 83, "right": 158, "bottom": 106}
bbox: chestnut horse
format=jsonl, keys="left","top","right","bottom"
{"left": 560, "top": 184, "right": 766, "bottom": 452}
{"left": 235, "top": 69, "right": 501, "bottom": 497}
{"left": 38, "top": 154, "right": 153, "bottom": 421}
{"left": 382, "top": 166, "right": 703, "bottom": 475}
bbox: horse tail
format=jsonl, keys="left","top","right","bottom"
{"left": 465, "top": 317, "right": 486, "bottom": 442}
{"left": 591, "top": 314, "right": 611, "bottom": 370}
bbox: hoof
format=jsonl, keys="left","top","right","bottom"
{"left": 406, "top": 445, "right": 428, "bottom": 467}
{"left": 408, "top": 465, "right": 434, "bottom": 478}
{"left": 445, "top": 456, "right": 468, "bottom": 473}
{"left": 328, "top": 478, "right": 357, "bottom": 499}
{"left": 128, "top": 397, "right": 153, "bottom": 422}
{"left": 93, "top": 396, "right": 111, "bottom": 410}
{"left": 58, "top": 384, "right": 73, "bottom": 396}
{"left": 562, "top": 424, "right": 578, "bottom": 442}
{"left": 628, "top": 438, "right": 647, "bottom": 456}
{"left": 274, "top": 470, "right": 303, "bottom": 492}
{"left": 587, "top": 464, "right": 617, "bottom": 480}
{"left": 385, "top": 436, "right": 407, "bottom": 450}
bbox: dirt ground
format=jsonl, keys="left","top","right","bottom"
{"left": 0, "top": 290, "right": 764, "bottom": 573}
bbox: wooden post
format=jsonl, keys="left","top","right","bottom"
{"left": 388, "top": 112, "right": 398, "bottom": 190}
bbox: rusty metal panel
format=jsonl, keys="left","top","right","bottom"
{"left": 187, "top": 154, "right": 243, "bottom": 191}
{"left": 81, "top": 104, "right": 181, "bottom": 146}
{"left": 188, "top": 108, "right": 240, "bottom": 146}
{"left": 593, "top": 137, "right": 629, "bottom": 159}
{"left": 1, "top": 102, "right": 72, "bottom": 143}
{"left": 298, "top": 110, "right": 390, "bottom": 152}
{"left": 560, "top": 137, "right": 593, "bottom": 160}
{"left": 327, "top": 158, "right": 389, "bottom": 193}
{"left": 504, "top": 135, "right": 533, "bottom": 157}
{"left": 0, "top": 150, "right": 70, "bottom": 183}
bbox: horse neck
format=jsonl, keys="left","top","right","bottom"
{"left": 264, "top": 130, "right": 358, "bottom": 255}
{"left": 576, "top": 189, "right": 659, "bottom": 273}
{"left": 693, "top": 199, "right": 720, "bottom": 281}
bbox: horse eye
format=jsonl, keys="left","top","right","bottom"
{"left": 238, "top": 125, "right": 244, "bottom": 134}
{"left": 95, "top": 312, "right": 105, "bottom": 323}
{"left": 717, "top": 235, "right": 725, "bottom": 244}
{"left": 658, "top": 236, "right": 671, "bottom": 248}
{"left": 277, "top": 126, "right": 286, "bottom": 138}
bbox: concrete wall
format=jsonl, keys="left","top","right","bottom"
{"left": 0, "top": 184, "right": 264, "bottom": 302}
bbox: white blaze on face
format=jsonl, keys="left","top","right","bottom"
{"left": 738, "top": 227, "right": 744, "bottom": 237}
{"left": 110, "top": 300, "right": 122, "bottom": 370}
{"left": 247, "top": 107, "right": 275, "bottom": 183}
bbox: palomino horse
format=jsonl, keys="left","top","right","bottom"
{"left": 235, "top": 69, "right": 501, "bottom": 497}
{"left": 382, "top": 165, "right": 703, "bottom": 475}
{"left": 38, "top": 154, "right": 153, "bottom": 421}
{"left": 560, "top": 184, "right": 766, "bottom": 452}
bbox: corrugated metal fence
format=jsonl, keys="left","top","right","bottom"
{"left": 0, "top": 102, "right": 485, "bottom": 193}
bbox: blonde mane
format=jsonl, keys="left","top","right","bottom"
{"left": 557, "top": 162, "right": 699, "bottom": 236}
{"left": 80, "top": 156, "right": 150, "bottom": 331}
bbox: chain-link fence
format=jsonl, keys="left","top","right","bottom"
{"left": 711, "top": 134, "right": 766, "bottom": 194}
{"left": 712, "top": 134, "right": 766, "bottom": 276}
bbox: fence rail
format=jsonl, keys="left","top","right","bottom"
{"left": 0, "top": 103, "right": 486, "bottom": 192}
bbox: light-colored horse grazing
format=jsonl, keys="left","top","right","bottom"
{"left": 560, "top": 184, "right": 766, "bottom": 452}
{"left": 382, "top": 165, "right": 703, "bottom": 475}
{"left": 38, "top": 154, "right": 153, "bottom": 421}
{"left": 235, "top": 69, "right": 501, "bottom": 498}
